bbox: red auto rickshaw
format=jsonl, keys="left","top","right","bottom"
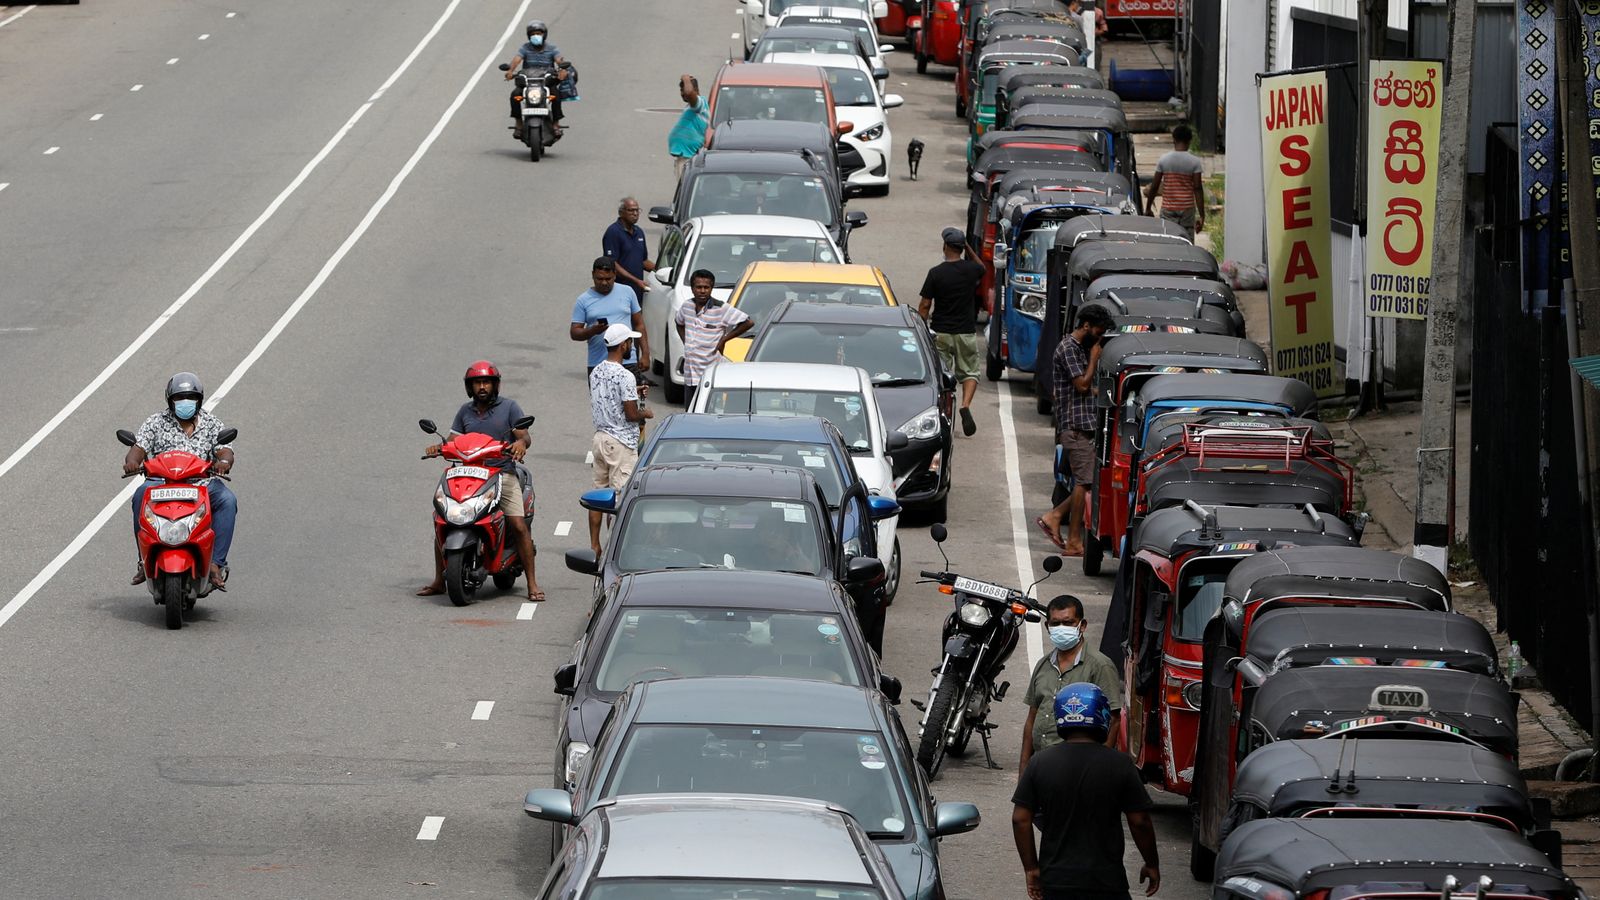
{"left": 908, "top": 0, "right": 961, "bottom": 71}
{"left": 878, "top": 0, "right": 915, "bottom": 37}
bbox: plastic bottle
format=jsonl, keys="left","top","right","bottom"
{"left": 1507, "top": 641, "right": 1524, "bottom": 681}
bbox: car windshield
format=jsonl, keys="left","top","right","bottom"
{"left": 614, "top": 497, "right": 824, "bottom": 575}
{"left": 822, "top": 67, "right": 877, "bottom": 106}
{"left": 686, "top": 175, "right": 836, "bottom": 226}
{"left": 590, "top": 883, "right": 882, "bottom": 900}
{"left": 1017, "top": 226, "right": 1058, "bottom": 274}
{"left": 751, "top": 324, "right": 928, "bottom": 388}
{"left": 1176, "top": 560, "right": 1233, "bottom": 640}
{"left": 688, "top": 236, "right": 837, "bottom": 289}
{"left": 705, "top": 387, "right": 874, "bottom": 452}
{"left": 644, "top": 438, "right": 846, "bottom": 505}
{"left": 714, "top": 86, "right": 828, "bottom": 127}
{"left": 756, "top": 37, "right": 859, "bottom": 58}
{"left": 594, "top": 608, "right": 863, "bottom": 692}
{"left": 736, "top": 282, "right": 889, "bottom": 326}
{"left": 605, "top": 724, "right": 910, "bottom": 836}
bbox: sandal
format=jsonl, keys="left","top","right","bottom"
{"left": 1034, "top": 516, "right": 1067, "bottom": 551}
{"left": 527, "top": 587, "right": 547, "bottom": 602}
{"left": 208, "top": 566, "right": 229, "bottom": 592}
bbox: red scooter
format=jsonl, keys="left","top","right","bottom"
{"left": 117, "top": 426, "right": 237, "bottom": 630}
{"left": 419, "top": 417, "right": 536, "bottom": 606}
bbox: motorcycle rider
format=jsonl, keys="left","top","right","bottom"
{"left": 417, "top": 361, "right": 545, "bottom": 602}
{"left": 503, "top": 20, "right": 569, "bottom": 141}
{"left": 122, "top": 373, "right": 237, "bottom": 590}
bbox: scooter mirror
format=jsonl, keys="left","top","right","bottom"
{"left": 115, "top": 429, "right": 137, "bottom": 447}
{"left": 419, "top": 419, "right": 439, "bottom": 435}
{"left": 498, "top": 63, "right": 511, "bottom": 71}
{"left": 215, "top": 427, "right": 239, "bottom": 446}
{"left": 1042, "top": 555, "right": 1062, "bottom": 573}
{"left": 513, "top": 415, "right": 536, "bottom": 430}
{"left": 930, "top": 523, "right": 948, "bottom": 543}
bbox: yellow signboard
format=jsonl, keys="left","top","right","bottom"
{"left": 1259, "top": 71, "right": 1338, "bottom": 396}
{"left": 1365, "top": 61, "right": 1443, "bottom": 320}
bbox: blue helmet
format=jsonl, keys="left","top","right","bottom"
{"left": 1054, "top": 682, "right": 1111, "bottom": 741}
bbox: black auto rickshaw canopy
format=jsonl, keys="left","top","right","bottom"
{"left": 984, "top": 20, "right": 1088, "bottom": 56}
{"left": 1010, "top": 105, "right": 1130, "bottom": 135}
{"left": 971, "top": 129, "right": 1110, "bottom": 171}
{"left": 1136, "top": 373, "right": 1318, "bottom": 419}
{"left": 1242, "top": 606, "right": 1497, "bottom": 675}
{"left": 1054, "top": 213, "right": 1191, "bottom": 251}
{"left": 992, "top": 169, "right": 1131, "bottom": 203}
{"left": 1012, "top": 86, "right": 1124, "bottom": 111}
{"left": 972, "top": 145, "right": 1104, "bottom": 189}
{"left": 1063, "top": 242, "right": 1221, "bottom": 285}
{"left": 1087, "top": 274, "right": 1244, "bottom": 335}
{"left": 994, "top": 181, "right": 1136, "bottom": 232}
{"left": 996, "top": 65, "right": 1106, "bottom": 99}
{"left": 1142, "top": 413, "right": 1331, "bottom": 455}
{"left": 1095, "top": 334, "right": 1269, "bottom": 391}
{"left": 1223, "top": 546, "right": 1453, "bottom": 612}
{"left": 1083, "top": 296, "right": 1238, "bottom": 336}
{"left": 974, "top": 39, "right": 1080, "bottom": 71}
{"left": 1132, "top": 504, "right": 1360, "bottom": 560}
{"left": 1139, "top": 456, "right": 1349, "bottom": 517}
{"left": 1214, "top": 819, "right": 1578, "bottom": 899}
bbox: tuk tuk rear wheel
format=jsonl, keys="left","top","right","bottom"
{"left": 1034, "top": 373, "right": 1052, "bottom": 415}
{"left": 985, "top": 322, "right": 1003, "bottom": 381}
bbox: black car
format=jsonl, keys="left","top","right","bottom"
{"left": 707, "top": 119, "right": 866, "bottom": 194}
{"left": 747, "top": 302, "right": 956, "bottom": 518}
{"left": 549, "top": 568, "right": 902, "bottom": 795}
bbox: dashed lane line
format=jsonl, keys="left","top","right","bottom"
{"left": 584, "top": 451, "right": 594, "bottom": 465}
{"left": 471, "top": 701, "right": 495, "bottom": 721}
{"left": 0, "top": 6, "right": 35, "bottom": 29}
{"left": 167, "top": 58, "right": 179, "bottom": 65}
{"left": 517, "top": 603, "right": 538, "bottom": 620}
{"left": 416, "top": 817, "right": 444, "bottom": 840}
{"left": 554, "top": 520, "right": 572, "bottom": 536}
{"left": 198, "top": 33, "right": 210, "bottom": 40}
{"left": 42, "top": 147, "right": 57, "bottom": 155}
{"left": 129, "top": 84, "right": 143, "bottom": 92}
{"left": 89, "top": 113, "right": 103, "bottom": 121}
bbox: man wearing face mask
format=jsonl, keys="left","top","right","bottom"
{"left": 503, "top": 20, "right": 569, "bottom": 140}
{"left": 123, "top": 373, "right": 237, "bottom": 590}
{"left": 1019, "top": 594, "right": 1123, "bottom": 771}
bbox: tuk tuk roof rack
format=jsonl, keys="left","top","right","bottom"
{"left": 1135, "top": 424, "right": 1353, "bottom": 517}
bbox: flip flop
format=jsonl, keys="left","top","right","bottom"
{"left": 1034, "top": 516, "right": 1067, "bottom": 551}
{"left": 527, "top": 589, "right": 547, "bottom": 602}
{"left": 416, "top": 584, "right": 445, "bottom": 597}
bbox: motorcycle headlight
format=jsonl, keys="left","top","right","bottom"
{"left": 958, "top": 601, "right": 992, "bottom": 628}
{"left": 145, "top": 506, "right": 201, "bottom": 546}
{"left": 855, "top": 122, "right": 884, "bottom": 141}
{"left": 439, "top": 481, "right": 498, "bottom": 526}
{"left": 897, "top": 407, "right": 941, "bottom": 441}
{"left": 1016, "top": 292, "right": 1046, "bottom": 319}
{"left": 564, "top": 742, "right": 591, "bottom": 786}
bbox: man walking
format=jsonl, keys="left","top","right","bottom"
{"left": 1019, "top": 595, "right": 1123, "bottom": 772}
{"left": 675, "top": 268, "right": 753, "bottom": 408}
{"left": 1145, "top": 123, "right": 1206, "bottom": 240}
{"left": 571, "top": 257, "right": 650, "bottom": 379}
{"left": 1013, "top": 683, "right": 1160, "bottom": 900}
{"left": 1038, "top": 304, "right": 1113, "bottom": 554}
{"left": 588, "top": 324, "right": 654, "bottom": 556}
{"left": 669, "top": 74, "right": 709, "bottom": 182}
{"left": 603, "top": 198, "right": 655, "bottom": 299}
{"left": 918, "top": 227, "right": 986, "bottom": 436}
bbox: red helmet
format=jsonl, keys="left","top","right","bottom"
{"left": 464, "top": 360, "right": 502, "bottom": 397}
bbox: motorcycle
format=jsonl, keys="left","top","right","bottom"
{"left": 117, "top": 426, "right": 238, "bottom": 630}
{"left": 498, "top": 63, "right": 564, "bottom": 162}
{"left": 419, "top": 416, "right": 536, "bottom": 606}
{"left": 913, "top": 523, "right": 1061, "bottom": 776}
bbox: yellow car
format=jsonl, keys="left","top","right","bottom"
{"left": 722, "top": 262, "right": 897, "bottom": 361}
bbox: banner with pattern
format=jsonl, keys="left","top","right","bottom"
{"left": 1517, "top": 0, "right": 1559, "bottom": 311}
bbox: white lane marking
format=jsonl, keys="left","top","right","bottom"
{"left": 0, "top": 183, "right": 9, "bottom": 193}
{"left": 89, "top": 113, "right": 103, "bottom": 121}
{"left": 471, "top": 700, "right": 495, "bottom": 721}
{"left": 129, "top": 84, "right": 143, "bottom": 92}
{"left": 584, "top": 451, "right": 594, "bottom": 465}
{"left": 997, "top": 379, "right": 1044, "bottom": 670}
{"left": 416, "top": 816, "right": 444, "bottom": 840}
{"left": 198, "top": 33, "right": 210, "bottom": 40}
{"left": 226, "top": 11, "right": 236, "bottom": 17}
{"left": 554, "top": 520, "right": 572, "bottom": 536}
{"left": 0, "top": 327, "right": 37, "bottom": 333}
{"left": 0, "top": 0, "right": 514, "bottom": 633}
{"left": 517, "top": 602, "right": 538, "bottom": 620}
{"left": 0, "top": 6, "right": 36, "bottom": 29}
{"left": 42, "top": 147, "right": 58, "bottom": 155}
{"left": 0, "top": 0, "right": 467, "bottom": 486}
{"left": 167, "top": 58, "right": 179, "bottom": 65}
{"left": 731, "top": 32, "right": 739, "bottom": 39}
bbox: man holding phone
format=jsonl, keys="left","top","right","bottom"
{"left": 1037, "top": 305, "right": 1114, "bottom": 555}
{"left": 571, "top": 257, "right": 650, "bottom": 382}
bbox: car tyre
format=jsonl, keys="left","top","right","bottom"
{"left": 883, "top": 538, "right": 902, "bottom": 601}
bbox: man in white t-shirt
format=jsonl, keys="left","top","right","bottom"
{"left": 587, "top": 324, "right": 654, "bottom": 555}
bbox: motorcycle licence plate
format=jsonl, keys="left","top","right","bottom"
{"left": 953, "top": 576, "right": 1009, "bottom": 601}
{"left": 445, "top": 466, "right": 492, "bottom": 480}
{"left": 148, "top": 487, "right": 199, "bottom": 502}
{"left": 523, "top": 108, "right": 549, "bottom": 116}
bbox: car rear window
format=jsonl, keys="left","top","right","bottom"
{"left": 714, "top": 86, "right": 828, "bottom": 128}
{"left": 595, "top": 608, "right": 862, "bottom": 691}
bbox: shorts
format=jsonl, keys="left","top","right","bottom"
{"left": 592, "top": 432, "right": 638, "bottom": 489}
{"left": 935, "top": 331, "right": 981, "bottom": 383}
{"left": 1059, "top": 429, "right": 1095, "bottom": 488}
{"left": 1160, "top": 206, "right": 1197, "bottom": 240}
{"left": 498, "top": 470, "right": 525, "bottom": 516}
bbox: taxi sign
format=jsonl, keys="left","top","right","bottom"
{"left": 1369, "top": 684, "right": 1429, "bottom": 712}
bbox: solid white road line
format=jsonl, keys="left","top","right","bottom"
{"left": 0, "top": 0, "right": 467, "bottom": 486}
{"left": 471, "top": 701, "right": 495, "bottom": 721}
{"left": 517, "top": 602, "right": 538, "bottom": 620}
{"left": 129, "top": 84, "right": 143, "bottom": 92}
{"left": 415, "top": 817, "right": 444, "bottom": 841}
{"left": 89, "top": 113, "right": 103, "bottom": 121}
{"left": 997, "top": 379, "right": 1044, "bottom": 671}
{"left": 42, "top": 147, "right": 58, "bottom": 155}
{"left": 0, "top": 6, "right": 35, "bottom": 29}
{"left": 0, "top": 0, "right": 530, "bottom": 634}
{"left": 554, "top": 520, "right": 572, "bottom": 536}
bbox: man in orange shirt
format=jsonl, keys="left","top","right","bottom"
{"left": 1144, "top": 124, "right": 1205, "bottom": 240}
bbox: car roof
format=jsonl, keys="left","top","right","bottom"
{"left": 771, "top": 302, "right": 916, "bottom": 327}
{"left": 687, "top": 214, "right": 833, "bottom": 237}
{"left": 655, "top": 411, "right": 838, "bottom": 442}
{"left": 759, "top": 23, "right": 867, "bottom": 43}
{"left": 695, "top": 149, "right": 830, "bottom": 176}
{"left": 635, "top": 676, "right": 879, "bottom": 729}
{"left": 596, "top": 795, "right": 875, "bottom": 884}
{"left": 704, "top": 361, "right": 868, "bottom": 391}
{"left": 742, "top": 261, "right": 882, "bottom": 286}
{"left": 783, "top": 5, "right": 874, "bottom": 22}
{"left": 716, "top": 62, "right": 830, "bottom": 87}
{"left": 764, "top": 51, "right": 873, "bottom": 76}
{"left": 631, "top": 461, "right": 819, "bottom": 501}
{"left": 616, "top": 569, "right": 843, "bottom": 611}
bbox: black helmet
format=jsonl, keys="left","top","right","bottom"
{"left": 526, "top": 19, "right": 547, "bottom": 37}
{"left": 165, "top": 372, "right": 204, "bottom": 403}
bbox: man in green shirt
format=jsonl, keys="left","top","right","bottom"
{"left": 1020, "top": 594, "right": 1124, "bottom": 771}
{"left": 668, "top": 74, "right": 709, "bottom": 181}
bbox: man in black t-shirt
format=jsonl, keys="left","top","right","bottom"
{"left": 1012, "top": 682, "right": 1159, "bottom": 900}
{"left": 918, "top": 227, "right": 986, "bottom": 436}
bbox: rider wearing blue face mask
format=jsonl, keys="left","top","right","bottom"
{"left": 123, "top": 373, "right": 238, "bottom": 590}
{"left": 1019, "top": 594, "right": 1123, "bottom": 770}
{"left": 503, "top": 20, "right": 570, "bottom": 140}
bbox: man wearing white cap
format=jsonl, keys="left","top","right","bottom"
{"left": 588, "top": 323, "right": 654, "bottom": 555}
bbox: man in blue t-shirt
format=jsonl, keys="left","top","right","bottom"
{"left": 602, "top": 197, "right": 654, "bottom": 299}
{"left": 570, "top": 257, "right": 650, "bottom": 378}
{"left": 503, "top": 20, "right": 570, "bottom": 139}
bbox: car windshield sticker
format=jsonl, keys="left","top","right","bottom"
{"left": 1324, "top": 657, "right": 1379, "bottom": 666}
{"left": 801, "top": 454, "right": 826, "bottom": 468}
{"left": 857, "top": 736, "right": 886, "bottom": 769}
{"left": 818, "top": 623, "right": 841, "bottom": 643}
{"left": 882, "top": 817, "right": 905, "bottom": 832}
{"left": 771, "top": 501, "right": 807, "bottom": 523}
{"left": 897, "top": 329, "right": 914, "bottom": 337}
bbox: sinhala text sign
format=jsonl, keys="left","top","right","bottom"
{"left": 1259, "top": 70, "right": 1338, "bottom": 397}
{"left": 1365, "top": 61, "right": 1442, "bottom": 320}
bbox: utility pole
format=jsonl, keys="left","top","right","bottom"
{"left": 1412, "top": 0, "right": 1476, "bottom": 574}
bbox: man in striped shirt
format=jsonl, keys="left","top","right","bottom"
{"left": 1145, "top": 124, "right": 1205, "bottom": 240}
{"left": 674, "top": 268, "right": 753, "bottom": 408}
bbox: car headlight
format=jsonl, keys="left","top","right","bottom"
{"left": 957, "top": 602, "right": 992, "bottom": 628}
{"left": 144, "top": 506, "right": 202, "bottom": 546}
{"left": 1181, "top": 680, "right": 1204, "bottom": 711}
{"left": 1015, "top": 292, "right": 1045, "bottom": 319}
{"left": 897, "top": 407, "right": 941, "bottom": 440}
{"left": 855, "top": 122, "right": 885, "bottom": 141}
{"left": 436, "top": 483, "right": 498, "bottom": 525}
{"left": 564, "top": 742, "right": 592, "bottom": 786}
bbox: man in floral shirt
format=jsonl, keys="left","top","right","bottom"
{"left": 122, "top": 372, "right": 237, "bottom": 589}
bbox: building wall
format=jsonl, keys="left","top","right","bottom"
{"left": 1223, "top": 0, "right": 1270, "bottom": 266}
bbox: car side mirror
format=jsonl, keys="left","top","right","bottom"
{"left": 654, "top": 266, "right": 674, "bottom": 285}
{"left": 932, "top": 801, "right": 982, "bottom": 837}
{"left": 886, "top": 432, "right": 910, "bottom": 452}
{"left": 553, "top": 663, "right": 577, "bottom": 696}
{"left": 870, "top": 0, "right": 888, "bottom": 18}
{"left": 846, "top": 555, "right": 885, "bottom": 585}
{"left": 498, "top": 63, "right": 511, "bottom": 71}
{"left": 879, "top": 674, "right": 903, "bottom": 704}
{"left": 867, "top": 495, "right": 901, "bottom": 520}
{"left": 578, "top": 488, "right": 618, "bottom": 513}
{"left": 745, "top": 0, "right": 764, "bottom": 13}
{"left": 992, "top": 241, "right": 1009, "bottom": 265}
{"left": 524, "top": 788, "right": 579, "bottom": 825}
{"left": 418, "top": 419, "right": 439, "bottom": 435}
{"left": 878, "top": 44, "right": 895, "bottom": 54}
{"left": 883, "top": 93, "right": 905, "bottom": 109}
{"left": 836, "top": 121, "right": 855, "bottom": 136}
{"left": 216, "top": 428, "right": 239, "bottom": 445}
{"left": 873, "top": 66, "right": 891, "bottom": 81}
{"left": 565, "top": 548, "right": 600, "bottom": 576}
{"left": 845, "top": 210, "right": 869, "bottom": 228}
{"left": 648, "top": 206, "right": 675, "bottom": 225}
{"left": 115, "top": 429, "right": 137, "bottom": 447}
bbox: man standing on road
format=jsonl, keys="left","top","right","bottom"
{"left": 676, "top": 269, "right": 753, "bottom": 408}
{"left": 1145, "top": 123, "right": 1206, "bottom": 240}
{"left": 1038, "top": 304, "right": 1113, "bottom": 554}
{"left": 1013, "top": 683, "right": 1160, "bottom": 900}
{"left": 918, "top": 227, "right": 986, "bottom": 437}
{"left": 1020, "top": 595, "right": 1123, "bottom": 771}
{"left": 571, "top": 257, "right": 650, "bottom": 380}
{"left": 669, "top": 74, "right": 709, "bottom": 182}
{"left": 603, "top": 198, "right": 655, "bottom": 300}
{"left": 588, "top": 324, "right": 654, "bottom": 556}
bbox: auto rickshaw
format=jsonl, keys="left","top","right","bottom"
{"left": 967, "top": 22, "right": 1086, "bottom": 128}
{"left": 1085, "top": 273, "right": 1244, "bottom": 336}
{"left": 877, "top": 0, "right": 916, "bottom": 37}
{"left": 956, "top": 0, "right": 1081, "bottom": 115}
{"left": 966, "top": 39, "right": 1079, "bottom": 124}
{"left": 1007, "top": 105, "right": 1137, "bottom": 185}
{"left": 995, "top": 64, "right": 1105, "bottom": 123}
{"left": 908, "top": 0, "right": 961, "bottom": 73}
{"left": 967, "top": 148, "right": 1103, "bottom": 316}
{"left": 967, "top": 127, "right": 1109, "bottom": 172}
{"left": 1086, "top": 295, "right": 1239, "bottom": 337}
{"left": 1214, "top": 819, "right": 1581, "bottom": 900}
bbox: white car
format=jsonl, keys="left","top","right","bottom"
{"left": 743, "top": 0, "right": 888, "bottom": 53}
{"left": 764, "top": 52, "right": 901, "bottom": 195}
{"left": 644, "top": 215, "right": 844, "bottom": 404}
{"left": 776, "top": 5, "right": 895, "bottom": 92}
{"left": 690, "top": 361, "right": 904, "bottom": 598}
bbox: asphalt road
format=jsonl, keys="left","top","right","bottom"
{"left": 0, "top": 2, "right": 1204, "bottom": 897}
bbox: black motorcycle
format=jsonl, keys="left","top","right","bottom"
{"left": 498, "top": 63, "right": 565, "bottom": 162}
{"left": 913, "top": 524, "right": 1061, "bottom": 777}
